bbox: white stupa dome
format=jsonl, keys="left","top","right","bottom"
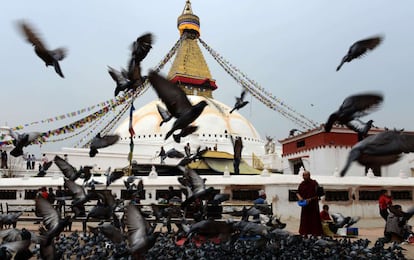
{"left": 114, "top": 95, "right": 265, "bottom": 161}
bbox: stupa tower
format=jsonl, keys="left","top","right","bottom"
{"left": 167, "top": 0, "right": 217, "bottom": 98}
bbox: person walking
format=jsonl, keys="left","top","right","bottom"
{"left": 296, "top": 170, "right": 323, "bottom": 236}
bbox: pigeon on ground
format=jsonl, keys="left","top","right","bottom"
{"left": 89, "top": 133, "right": 120, "bottom": 157}
{"left": 336, "top": 35, "right": 383, "bottom": 71}
{"left": 324, "top": 93, "right": 383, "bottom": 133}
{"left": 230, "top": 89, "right": 249, "bottom": 113}
{"left": 289, "top": 129, "right": 301, "bottom": 137}
{"left": 340, "top": 129, "right": 414, "bottom": 176}
{"left": 9, "top": 130, "right": 41, "bottom": 157}
{"left": 148, "top": 71, "right": 208, "bottom": 142}
{"left": 18, "top": 21, "right": 67, "bottom": 78}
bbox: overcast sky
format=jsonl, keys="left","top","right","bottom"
{"left": 1, "top": 0, "right": 413, "bottom": 155}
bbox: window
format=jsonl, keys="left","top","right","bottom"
{"left": 391, "top": 190, "right": 412, "bottom": 200}
{"left": 0, "top": 190, "right": 17, "bottom": 200}
{"left": 359, "top": 190, "right": 382, "bottom": 201}
{"left": 232, "top": 189, "right": 260, "bottom": 201}
{"left": 288, "top": 190, "right": 299, "bottom": 201}
{"left": 296, "top": 140, "right": 305, "bottom": 148}
{"left": 324, "top": 190, "right": 349, "bottom": 201}
{"left": 121, "top": 189, "right": 146, "bottom": 200}
{"left": 156, "top": 189, "right": 182, "bottom": 200}
{"left": 24, "top": 189, "right": 38, "bottom": 200}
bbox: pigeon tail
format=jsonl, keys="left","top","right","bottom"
{"left": 173, "top": 134, "right": 181, "bottom": 143}
{"left": 10, "top": 147, "right": 23, "bottom": 157}
{"left": 89, "top": 148, "right": 98, "bottom": 158}
{"left": 53, "top": 61, "right": 64, "bottom": 78}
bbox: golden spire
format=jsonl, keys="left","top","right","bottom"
{"left": 168, "top": 0, "right": 217, "bottom": 97}
{"left": 177, "top": 0, "right": 200, "bottom": 37}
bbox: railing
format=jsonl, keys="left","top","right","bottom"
{"left": 4, "top": 201, "right": 273, "bottom": 232}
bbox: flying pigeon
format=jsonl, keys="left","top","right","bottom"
{"left": 126, "top": 204, "right": 158, "bottom": 258}
{"left": 36, "top": 160, "right": 53, "bottom": 177}
{"left": 324, "top": 92, "right": 383, "bottom": 133}
{"left": 347, "top": 119, "right": 375, "bottom": 141}
{"left": 148, "top": 71, "right": 208, "bottom": 142}
{"left": 125, "top": 33, "right": 153, "bottom": 91}
{"left": 230, "top": 89, "right": 249, "bottom": 113}
{"left": 54, "top": 155, "right": 82, "bottom": 181}
{"left": 340, "top": 129, "right": 414, "bottom": 176}
{"left": 131, "top": 33, "right": 153, "bottom": 61}
{"left": 35, "top": 197, "right": 71, "bottom": 244}
{"left": 18, "top": 21, "right": 67, "bottom": 78}
{"left": 9, "top": 130, "right": 41, "bottom": 157}
{"left": 178, "top": 166, "right": 215, "bottom": 210}
{"left": 165, "top": 148, "right": 185, "bottom": 159}
{"left": 108, "top": 66, "right": 133, "bottom": 97}
{"left": 89, "top": 133, "right": 120, "bottom": 157}
{"left": 63, "top": 178, "right": 97, "bottom": 217}
{"left": 105, "top": 168, "right": 124, "bottom": 187}
{"left": 336, "top": 35, "right": 383, "bottom": 71}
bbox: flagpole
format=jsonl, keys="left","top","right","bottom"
{"left": 128, "top": 99, "right": 136, "bottom": 176}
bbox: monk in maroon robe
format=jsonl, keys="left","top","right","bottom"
{"left": 296, "top": 170, "right": 323, "bottom": 236}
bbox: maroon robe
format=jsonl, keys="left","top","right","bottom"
{"left": 297, "top": 179, "right": 323, "bottom": 236}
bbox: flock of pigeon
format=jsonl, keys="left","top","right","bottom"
{"left": 4, "top": 20, "right": 411, "bottom": 259}
{"left": 321, "top": 35, "right": 414, "bottom": 177}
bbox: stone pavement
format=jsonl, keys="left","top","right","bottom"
{"left": 284, "top": 217, "right": 414, "bottom": 259}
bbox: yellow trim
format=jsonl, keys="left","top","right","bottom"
{"left": 179, "top": 24, "right": 200, "bottom": 35}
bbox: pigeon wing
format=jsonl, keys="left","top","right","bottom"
{"left": 91, "top": 134, "right": 120, "bottom": 149}
{"left": 340, "top": 93, "right": 383, "bottom": 118}
{"left": 108, "top": 66, "right": 125, "bottom": 85}
{"left": 126, "top": 204, "right": 147, "bottom": 253}
{"left": 185, "top": 167, "right": 205, "bottom": 193}
{"left": 18, "top": 21, "right": 47, "bottom": 51}
{"left": 1, "top": 240, "right": 30, "bottom": 254}
{"left": 54, "top": 155, "right": 79, "bottom": 181}
{"left": 355, "top": 36, "right": 383, "bottom": 52}
{"left": 156, "top": 104, "right": 172, "bottom": 126}
{"left": 64, "top": 179, "right": 87, "bottom": 201}
{"left": 148, "top": 71, "right": 192, "bottom": 118}
{"left": 132, "top": 33, "right": 153, "bottom": 63}
{"left": 42, "top": 161, "right": 53, "bottom": 171}
{"left": 35, "top": 197, "right": 59, "bottom": 231}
